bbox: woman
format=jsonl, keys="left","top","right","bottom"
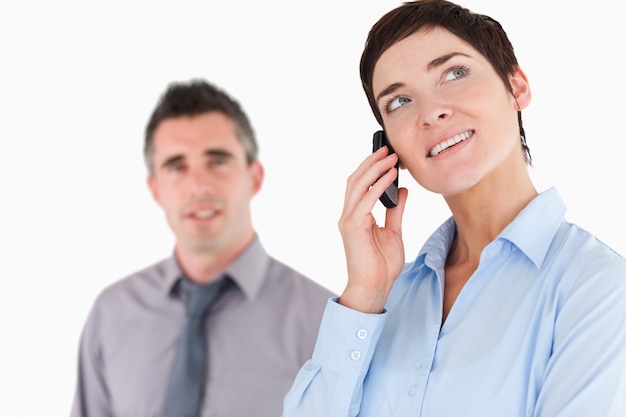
{"left": 282, "top": 1, "right": 626, "bottom": 416}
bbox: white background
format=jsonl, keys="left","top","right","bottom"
{"left": 1, "top": 0, "right": 625, "bottom": 415}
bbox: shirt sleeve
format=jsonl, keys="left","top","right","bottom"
{"left": 282, "top": 297, "right": 387, "bottom": 417}
{"left": 534, "top": 253, "right": 626, "bottom": 417}
{"left": 70, "top": 300, "right": 112, "bottom": 417}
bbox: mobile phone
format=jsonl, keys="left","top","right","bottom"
{"left": 372, "top": 130, "right": 399, "bottom": 208}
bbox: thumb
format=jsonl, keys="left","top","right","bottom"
{"left": 384, "top": 187, "right": 408, "bottom": 233}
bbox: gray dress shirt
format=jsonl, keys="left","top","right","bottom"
{"left": 70, "top": 237, "right": 334, "bottom": 417}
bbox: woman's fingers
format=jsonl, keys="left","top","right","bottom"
{"left": 384, "top": 186, "right": 408, "bottom": 234}
{"left": 342, "top": 146, "right": 399, "bottom": 216}
{"left": 337, "top": 148, "right": 407, "bottom": 313}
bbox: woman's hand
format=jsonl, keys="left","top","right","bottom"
{"left": 338, "top": 146, "right": 408, "bottom": 313}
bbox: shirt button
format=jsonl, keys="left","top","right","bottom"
{"left": 357, "top": 329, "right": 368, "bottom": 340}
{"left": 408, "top": 385, "right": 417, "bottom": 396}
{"left": 350, "top": 350, "right": 361, "bottom": 360}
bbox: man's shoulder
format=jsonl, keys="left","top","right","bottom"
{"left": 96, "top": 257, "right": 174, "bottom": 305}
{"left": 266, "top": 256, "right": 335, "bottom": 299}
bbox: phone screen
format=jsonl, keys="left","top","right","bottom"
{"left": 372, "top": 130, "right": 399, "bottom": 208}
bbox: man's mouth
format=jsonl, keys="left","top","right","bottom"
{"left": 189, "top": 209, "right": 217, "bottom": 220}
{"left": 429, "top": 130, "right": 474, "bottom": 157}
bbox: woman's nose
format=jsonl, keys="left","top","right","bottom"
{"left": 417, "top": 95, "right": 452, "bottom": 128}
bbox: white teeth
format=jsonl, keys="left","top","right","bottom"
{"left": 193, "top": 209, "right": 216, "bottom": 219}
{"left": 429, "top": 130, "right": 473, "bottom": 157}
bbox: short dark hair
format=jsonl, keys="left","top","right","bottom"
{"left": 144, "top": 79, "right": 258, "bottom": 173}
{"left": 359, "top": 0, "right": 531, "bottom": 164}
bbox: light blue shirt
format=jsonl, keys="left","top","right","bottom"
{"left": 283, "top": 188, "right": 626, "bottom": 417}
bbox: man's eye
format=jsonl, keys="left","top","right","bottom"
{"left": 210, "top": 157, "right": 228, "bottom": 167}
{"left": 387, "top": 96, "right": 411, "bottom": 113}
{"left": 444, "top": 66, "right": 469, "bottom": 81}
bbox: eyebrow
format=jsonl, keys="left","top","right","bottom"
{"left": 159, "top": 149, "right": 234, "bottom": 170}
{"left": 204, "top": 149, "right": 233, "bottom": 159}
{"left": 375, "top": 52, "right": 472, "bottom": 104}
{"left": 427, "top": 52, "right": 470, "bottom": 71}
{"left": 161, "top": 155, "right": 184, "bottom": 170}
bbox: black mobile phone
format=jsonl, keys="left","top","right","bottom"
{"left": 372, "top": 130, "right": 399, "bottom": 208}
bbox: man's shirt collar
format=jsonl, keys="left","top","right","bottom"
{"left": 160, "top": 235, "right": 270, "bottom": 300}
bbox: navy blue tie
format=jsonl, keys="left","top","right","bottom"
{"left": 163, "top": 277, "right": 229, "bottom": 417}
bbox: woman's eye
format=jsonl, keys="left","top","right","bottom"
{"left": 444, "top": 66, "right": 468, "bottom": 81}
{"left": 387, "top": 96, "right": 411, "bottom": 112}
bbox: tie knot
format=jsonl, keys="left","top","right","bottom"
{"left": 180, "top": 276, "right": 228, "bottom": 317}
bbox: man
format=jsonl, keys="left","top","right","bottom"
{"left": 71, "top": 79, "right": 334, "bottom": 417}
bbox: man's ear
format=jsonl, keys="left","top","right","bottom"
{"left": 147, "top": 174, "right": 161, "bottom": 206}
{"left": 249, "top": 161, "right": 264, "bottom": 197}
{"left": 510, "top": 66, "right": 532, "bottom": 111}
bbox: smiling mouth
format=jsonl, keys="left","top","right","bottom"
{"left": 429, "top": 130, "right": 474, "bottom": 157}
{"left": 190, "top": 209, "right": 217, "bottom": 220}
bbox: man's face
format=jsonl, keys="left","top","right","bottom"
{"left": 148, "top": 111, "right": 263, "bottom": 256}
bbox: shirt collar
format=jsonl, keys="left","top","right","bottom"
{"left": 420, "top": 217, "right": 456, "bottom": 270}
{"left": 159, "top": 236, "right": 270, "bottom": 300}
{"left": 498, "top": 187, "right": 566, "bottom": 268}
{"left": 160, "top": 256, "right": 185, "bottom": 295}
{"left": 224, "top": 236, "right": 270, "bottom": 300}
{"left": 418, "top": 187, "right": 566, "bottom": 270}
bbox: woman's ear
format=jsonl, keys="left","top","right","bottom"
{"left": 509, "top": 66, "right": 532, "bottom": 111}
